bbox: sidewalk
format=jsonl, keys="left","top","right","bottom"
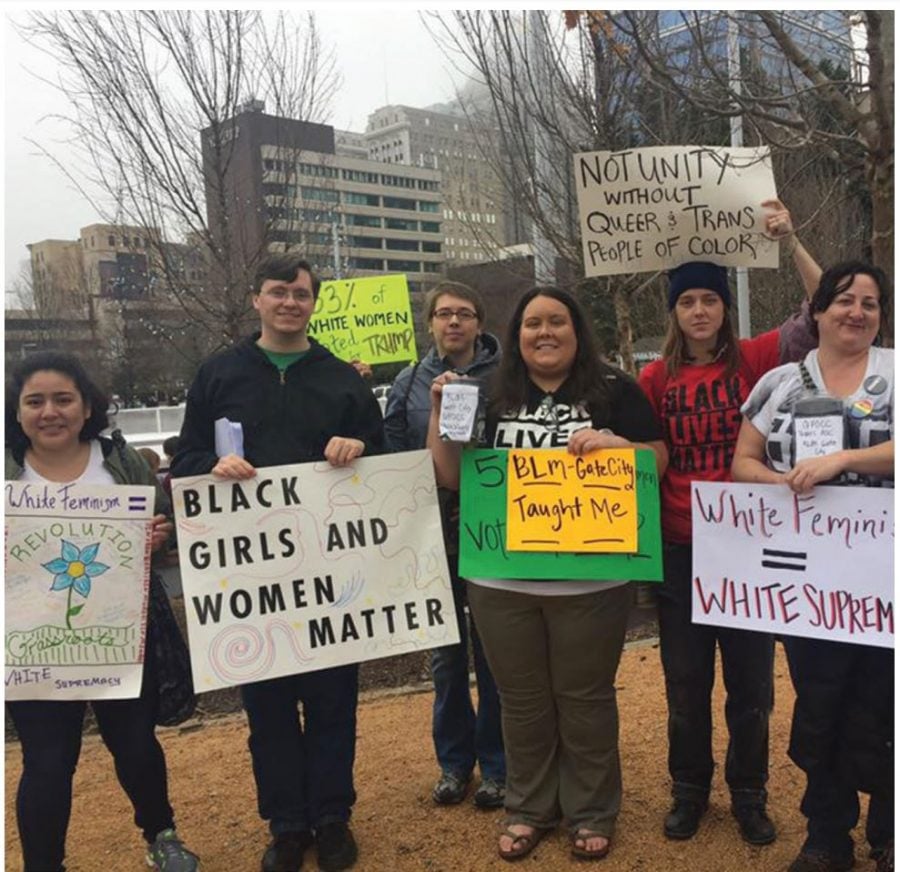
{"left": 4, "top": 642, "right": 872, "bottom": 871}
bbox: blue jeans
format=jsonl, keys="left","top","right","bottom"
{"left": 431, "top": 574, "right": 505, "bottom": 781}
{"left": 241, "top": 664, "right": 359, "bottom": 835}
{"left": 8, "top": 658, "right": 173, "bottom": 872}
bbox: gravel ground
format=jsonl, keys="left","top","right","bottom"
{"left": 4, "top": 637, "right": 875, "bottom": 872}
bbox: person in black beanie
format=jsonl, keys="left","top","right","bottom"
{"left": 638, "top": 199, "right": 823, "bottom": 846}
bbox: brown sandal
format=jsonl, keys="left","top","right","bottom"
{"left": 570, "top": 829, "right": 611, "bottom": 861}
{"left": 498, "top": 824, "right": 549, "bottom": 862}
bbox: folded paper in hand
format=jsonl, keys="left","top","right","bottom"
{"left": 214, "top": 417, "right": 244, "bottom": 458}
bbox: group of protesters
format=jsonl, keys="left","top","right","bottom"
{"left": 4, "top": 197, "right": 893, "bottom": 872}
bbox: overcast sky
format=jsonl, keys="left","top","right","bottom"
{"left": 3, "top": 8, "right": 470, "bottom": 292}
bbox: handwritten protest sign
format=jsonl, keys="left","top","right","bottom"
{"left": 460, "top": 448, "right": 662, "bottom": 580}
{"left": 5, "top": 482, "right": 154, "bottom": 700}
{"left": 692, "top": 482, "right": 893, "bottom": 648}
{"left": 439, "top": 381, "right": 480, "bottom": 442}
{"left": 307, "top": 274, "right": 418, "bottom": 365}
{"left": 574, "top": 145, "right": 779, "bottom": 276}
{"left": 506, "top": 449, "right": 637, "bottom": 552}
{"left": 171, "top": 450, "right": 457, "bottom": 692}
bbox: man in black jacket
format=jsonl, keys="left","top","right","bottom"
{"left": 172, "top": 254, "right": 384, "bottom": 872}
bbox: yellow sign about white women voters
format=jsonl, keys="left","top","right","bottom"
{"left": 506, "top": 448, "right": 638, "bottom": 552}
{"left": 306, "top": 274, "right": 417, "bottom": 365}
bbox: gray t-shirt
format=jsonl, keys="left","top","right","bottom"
{"left": 741, "top": 346, "right": 893, "bottom": 486}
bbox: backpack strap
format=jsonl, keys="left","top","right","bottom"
{"left": 797, "top": 359, "right": 818, "bottom": 394}
{"left": 395, "top": 360, "right": 422, "bottom": 438}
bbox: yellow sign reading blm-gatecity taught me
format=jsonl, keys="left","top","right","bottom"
{"left": 306, "top": 274, "right": 418, "bottom": 365}
{"left": 506, "top": 448, "right": 638, "bottom": 552}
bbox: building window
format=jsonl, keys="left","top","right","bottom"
{"left": 386, "top": 259, "right": 421, "bottom": 273}
{"left": 301, "top": 186, "right": 340, "bottom": 203}
{"left": 108, "top": 235, "right": 116, "bottom": 247}
{"left": 345, "top": 214, "right": 382, "bottom": 228}
{"left": 421, "top": 221, "right": 440, "bottom": 233}
{"left": 422, "top": 241, "right": 442, "bottom": 253}
{"left": 383, "top": 195, "right": 416, "bottom": 211}
{"left": 348, "top": 256, "right": 384, "bottom": 271}
{"left": 344, "top": 192, "right": 380, "bottom": 207}
{"left": 385, "top": 238, "right": 419, "bottom": 252}
{"left": 347, "top": 235, "right": 382, "bottom": 249}
{"left": 418, "top": 201, "right": 439, "bottom": 213}
{"left": 385, "top": 217, "right": 418, "bottom": 232}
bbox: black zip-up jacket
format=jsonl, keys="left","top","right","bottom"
{"left": 171, "top": 334, "right": 385, "bottom": 477}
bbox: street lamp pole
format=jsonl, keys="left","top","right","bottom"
{"left": 728, "top": 13, "right": 751, "bottom": 338}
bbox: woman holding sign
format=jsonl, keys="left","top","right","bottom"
{"left": 637, "top": 200, "right": 821, "bottom": 846}
{"left": 429, "top": 287, "right": 666, "bottom": 862}
{"left": 5, "top": 352, "right": 199, "bottom": 872}
{"left": 732, "top": 262, "right": 893, "bottom": 872}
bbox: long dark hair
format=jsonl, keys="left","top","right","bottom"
{"left": 5, "top": 351, "right": 110, "bottom": 451}
{"left": 661, "top": 306, "right": 741, "bottom": 378}
{"left": 489, "top": 286, "right": 611, "bottom": 418}
{"left": 810, "top": 260, "right": 890, "bottom": 342}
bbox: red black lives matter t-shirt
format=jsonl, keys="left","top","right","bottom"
{"left": 639, "top": 330, "right": 780, "bottom": 543}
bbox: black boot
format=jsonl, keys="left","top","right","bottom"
{"left": 732, "top": 804, "right": 776, "bottom": 845}
{"left": 664, "top": 799, "right": 707, "bottom": 840}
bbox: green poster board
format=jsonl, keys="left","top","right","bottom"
{"left": 459, "top": 448, "right": 663, "bottom": 581}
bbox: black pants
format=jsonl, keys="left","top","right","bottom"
{"left": 783, "top": 635, "right": 894, "bottom": 859}
{"left": 8, "top": 660, "right": 173, "bottom": 872}
{"left": 658, "top": 542, "right": 774, "bottom": 805}
{"left": 240, "top": 664, "right": 359, "bottom": 834}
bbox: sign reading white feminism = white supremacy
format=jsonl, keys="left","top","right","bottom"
{"left": 692, "top": 482, "right": 893, "bottom": 648}
{"left": 5, "top": 482, "right": 154, "bottom": 700}
{"left": 574, "top": 146, "right": 779, "bottom": 276}
{"left": 172, "top": 450, "right": 458, "bottom": 691}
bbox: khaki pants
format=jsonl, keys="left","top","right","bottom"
{"left": 467, "top": 582, "right": 631, "bottom": 836}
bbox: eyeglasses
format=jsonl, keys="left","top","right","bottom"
{"left": 262, "top": 289, "right": 314, "bottom": 303}
{"left": 433, "top": 308, "right": 478, "bottom": 322}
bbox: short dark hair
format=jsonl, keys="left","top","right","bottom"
{"left": 253, "top": 254, "right": 321, "bottom": 299}
{"left": 489, "top": 286, "right": 611, "bottom": 419}
{"left": 162, "top": 435, "right": 180, "bottom": 458}
{"left": 424, "top": 281, "right": 486, "bottom": 324}
{"left": 810, "top": 261, "right": 891, "bottom": 335}
{"left": 5, "top": 351, "right": 110, "bottom": 450}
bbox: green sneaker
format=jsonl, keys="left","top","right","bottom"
{"left": 146, "top": 829, "right": 199, "bottom": 871}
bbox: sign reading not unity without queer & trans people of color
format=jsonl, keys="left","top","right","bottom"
{"left": 171, "top": 450, "right": 458, "bottom": 692}
{"left": 5, "top": 481, "right": 154, "bottom": 700}
{"left": 506, "top": 449, "right": 638, "bottom": 552}
{"left": 692, "top": 482, "right": 893, "bottom": 648}
{"left": 459, "top": 448, "right": 662, "bottom": 580}
{"left": 306, "top": 274, "right": 417, "bottom": 365}
{"left": 573, "top": 145, "right": 779, "bottom": 276}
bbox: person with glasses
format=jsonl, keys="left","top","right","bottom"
{"left": 172, "top": 254, "right": 385, "bottom": 872}
{"left": 384, "top": 281, "right": 506, "bottom": 811}
{"left": 637, "top": 200, "right": 821, "bottom": 846}
{"left": 428, "top": 287, "right": 667, "bottom": 862}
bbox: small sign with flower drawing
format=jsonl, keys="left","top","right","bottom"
{"left": 5, "top": 481, "right": 154, "bottom": 700}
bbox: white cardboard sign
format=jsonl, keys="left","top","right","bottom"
{"left": 574, "top": 145, "right": 779, "bottom": 276}
{"left": 691, "top": 482, "right": 893, "bottom": 648}
{"left": 5, "top": 482, "right": 154, "bottom": 700}
{"left": 172, "top": 450, "right": 458, "bottom": 692}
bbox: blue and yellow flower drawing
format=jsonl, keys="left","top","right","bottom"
{"left": 42, "top": 540, "right": 110, "bottom": 629}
